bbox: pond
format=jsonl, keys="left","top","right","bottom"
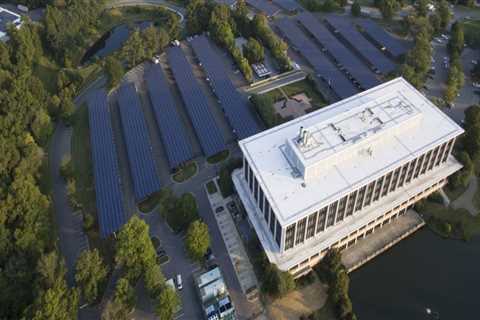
{"left": 350, "top": 228, "right": 480, "bottom": 320}
{"left": 81, "top": 21, "right": 152, "bottom": 64}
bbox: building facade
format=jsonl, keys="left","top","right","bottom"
{"left": 232, "top": 78, "right": 464, "bottom": 277}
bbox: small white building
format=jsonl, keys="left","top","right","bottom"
{"left": 233, "top": 77, "right": 463, "bottom": 277}
{"left": 0, "top": 7, "right": 22, "bottom": 42}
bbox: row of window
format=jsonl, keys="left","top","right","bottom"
{"left": 287, "top": 177, "right": 448, "bottom": 274}
{"left": 282, "top": 138, "right": 455, "bottom": 251}
{"left": 244, "top": 159, "right": 282, "bottom": 247}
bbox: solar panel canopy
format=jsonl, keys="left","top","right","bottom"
{"left": 246, "top": 0, "right": 280, "bottom": 17}
{"left": 117, "top": 83, "right": 161, "bottom": 202}
{"left": 166, "top": 45, "right": 226, "bottom": 157}
{"left": 145, "top": 64, "right": 193, "bottom": 169}
{"left": 297, "top": 13, "right": 379, "bottom": 90}
{"left": 325, "top": 16, "right": 396, "bottom": 74}
{"left": 87, "top": 89, "right": 126, "bottom": 238}
{"left": 275, "top": 18, "right": 358, "bottom": 99}
{"left": 272, "top": 0, "right": 301, "bottom": 12}
{"left": 357, "top": 19, "right": 408, "bottom": 58}
{"left": 190, "top": 35, "right": 261, "bottom": 139}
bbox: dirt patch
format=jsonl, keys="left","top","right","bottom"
{"left": 266, "top": 281, "right": 328, "bottom": 320}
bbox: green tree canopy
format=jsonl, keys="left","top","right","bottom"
{"left": 115, "top": 216, "right": 157, "bottom": 281}
{"left": 105, "top": 56, "right": 125, "bottom": 89}
{"left": 351, "top": 1, "right": 361, "bottom": 17}
{"left": 154, "top": 286, "right": 180, "bottom": 320}
{"left": 185, "top": 220, "right": 211, "bottom": 261}
{"left": 113, "top": 277, "right": 136, "bottom": 313}
{"left": 75, "top": 248, "right": 109, "bottom": 304}
{"left": 243, "top": 37, "right": 265, "bottom": 64}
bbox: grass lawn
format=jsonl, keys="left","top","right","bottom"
{"left": 173, "top": 161, "right": 198, "bottom": 183}
{"left": 464, "top": 19, "right": 480, "bottom": 49}
{"left": 139, "top": 190, "right": 164, "bottom": 213}
{"left": 206, "top": 181, "right": 218, "bottom": 195}
{"left": 420, "top": 201, "right": 480, "bottom": 240}
{"left": 207, "top": 150, "right": 230, "bottom": 164}
{"left": 33, "top": 56, "right": 60, "bottom": 94}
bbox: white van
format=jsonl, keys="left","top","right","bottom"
{"left": 176, "top": 274, "right": 183, "bottom": 290}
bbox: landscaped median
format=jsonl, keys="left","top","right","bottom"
{"left": 172, "top": 161, "right": 198, "bottom": 183}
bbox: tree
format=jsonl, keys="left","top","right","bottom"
{"left": 185, "top": 220, "right": 210, "bottom": 261}
{"left": 31, "top": 251, "right": 79, "bottom": 320}
{"left": 105, "top": 56, "right": 124, "bottom": 89}
{"left": 377, "top": 0, "right": 398, "bottom": 20}
{"left": 122, "top": 29, "right": 146, "bottom": 68}
{"left": 142, "top": 25, "right": 170, "bottom": 58}
{"left": 115, "top": 216, "right": 157, "bottom": 281}
{"left": 75, "top": 249, "right": 108, "bottom": 305}
{"left": 243, "top": 37, "right": 264, "bottom": 64}
{"left": 145, "top": 263, "right": 166, "bottom": 298}
{"left": 154, "top": 286, "right": 180, "bottom": 320}
{"left": 262, "top": 263, "right": 295, "bottom": 297}
{"left": 438, "top": 0, "right": 451, "bottom": 30}
{"left": 251, "top": 94, "right": 280, "bottom": 128}
{"left": 113, "top": 278, "right": 136, "bottom": 314}
{"left": 416, "top": 0, "right": 429, "bottom": 17}
{"left": 449, "top": 151, "right": 473, "bottom": 189}
{"left": 448, "top": 22, "right": 464, "bottom": 55}
{"left": 351, "top": 1, "right": 361, "bottom": 17}
{"left": 101, "top": 300, "right": 127, "bottom": 320}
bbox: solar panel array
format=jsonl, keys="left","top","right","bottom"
{"left": 272, "top": 0, "right": 302, "bottom": 12}
{"left": 275, "top": 18, "right": 358, "bottom": 99}
{"left": 246, "top": 0, "right": 280, "bottom": 17}
{"left": 357, "top": 19, "right": 408, "bottom": 58}
{"left": 87, "top": 89, "right": 126, "bottom": 238}
{"left": 166, "top": 46, "right": 226, "bottom": 157}
{"left": 190, "top": 35, "right": 261, "bottom": 139}
{"left": 117, "top": 83, "right": 161, "bottom": 202}
{"left": 297, "top": 13, "right": 379, "bottom": 90}
{"left": 325, "top": 16, "right": 396, "bottom": 74}
{"left": 145, "top": 64, "right": 193, "bottom": 169}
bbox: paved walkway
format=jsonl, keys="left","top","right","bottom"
{"left": 204, "top": 180, "right": 259, "bottom": 297}
{"left": 451, "top": 176, "right": 479, "bottom": 216}
{"left": 342, "top": 210, "right": 425, "bottom": 272}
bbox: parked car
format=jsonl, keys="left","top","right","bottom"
{"left": 215, "top": 206, "right": 225, "bottom": 213}
{"left": 204, "top": 247, "right": 215, "bottom": 261}
{"left": 176, "top": 274, "right": 183, "bottom": 290}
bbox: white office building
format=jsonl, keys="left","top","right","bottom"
{"left": 233, "top": 78, "right": 464, "bottom": 276}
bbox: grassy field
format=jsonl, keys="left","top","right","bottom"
{"left": 265, "top": 80, "right": 327, "bottom": 111}
{"left": 173, "top": 161, "right": 198, "bottom": 183}
{"left": 139, "top": 190, "right": 163, "bottom": 213}
{"left": 464, "top": 19, "right": 480, "bottom": 49}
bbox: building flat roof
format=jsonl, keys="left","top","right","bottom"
{"left": 239, "top": 78, "right": 463, "bottom": 227}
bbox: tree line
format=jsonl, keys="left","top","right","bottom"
{"left": 186, "top": 0, "right": 291, "bottom": 83}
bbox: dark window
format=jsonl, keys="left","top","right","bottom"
{"left": 405, "top": 159, "right": 416, "bottom": 184}
{"left": 346, "top": 190, "right": 357, "bottom": 216}
{"left": 382, "top": 171, "right": 392, "bottom": 197}
{"left": 275, "top": 221, "right": 282, "bottom": 247}
{"left": 428, "top": 146, "right": 440, "bottom": 170}
{"left": 244, "top": 161, "right": 249, "bottom": 182}
{"left": 248, "top": 168, "right": 254, "bottom": 191}
{"left": 253, "top": 177, "right": 259, "bottom": 201}
{"left": 373, "top": 176, "right": 384, "bottom": 202}
{"left": 270, "top": 212, "right": 276, "bottom": 236}
{"left": 421, "top": 150, "right": 432, "bottom": 174}
{"left": 390, "top": 167, "right": 401, "bottom": 192}
{"left": 295, "top": 217, "right": 307, "bottom": 245}
{"left": 326, "top": 201, "right": 338, "bottom": 227}
{"left": 285, "top": 224, "right": 296, "bottom": 250}
{"left": 414, "top": 154, "right": 424, "bottom": 179}
{"left": 264, "top": 199, "right": 270, "bottom": 224}
{"left": 316, "top": 207, "right": 327, "bottom": 233}
{"left": 355, "top": 186, "right": 366, "bottom": 212}
{"left": 336, "top": 196, "right": 348, "bottom": 222}
{"left": 306, "top": 212, "right": 318, "bottom": 239}
{"left": 258, "top": 187, "right": 264, "bottom": 212}
{"left": 398, "top": 163, "right": 409, "bottom": 187}
{"left": 436, "top": 142, "right": 447, "bottom": 166}
{"left": 364, "top": 181, "right": 376, "bottom": 207}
